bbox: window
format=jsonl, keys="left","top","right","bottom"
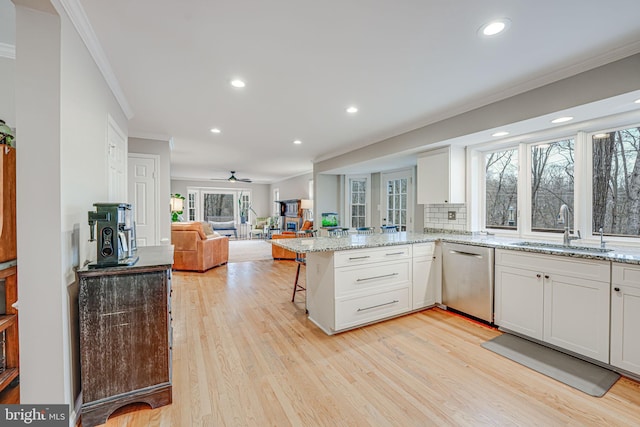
{"left": 345, "top": 175, "right": 370, "bottom": 228}
{"left": 592, "top": 126, "right": 640, "bottom": 237}
{"left": 530, "top": 138, "right": 574, "bottom": 233}
{"left": 485, "top": 148, "right": 518, "bottom": 229}
{"left": 385, "top": 177, "right": 408, "bottom": 231}
{"left": 187, "top": 191, "right": 197, "bottom": 221}
{"left": 350, "top": 178, "right": 367, "bottom": 228}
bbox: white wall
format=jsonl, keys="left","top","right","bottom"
{"left": 129, "top": 137, "right": 171, "bottom": 243}
{"left": 0, "top": 57, "right": 15, "bottom": 126}
{"left": 270, "top": 172, "right": 313, "bottom": 201}
{"left": 15, "top": 1, "right": 128, "bottom": 421}
{"left": 0, "top": 0, "right": 16, "bottom": 126}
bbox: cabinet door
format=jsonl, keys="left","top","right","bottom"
{"left": 543, "top": 274, "right": 610, "bottom": 363}
{"left": 417, "top": 150, "right": 448, "bottom": 204}
{"left": 412, "top": 256, "right": 435, "bottom": 309}
{"left": 494, "top": 265, "right": 543, "bottom": 340}
{"left": 79, "top": 270, "right": 170, "bottom": 403}
{"left": 611, "top": 284, "right": 640, "bottom": 375}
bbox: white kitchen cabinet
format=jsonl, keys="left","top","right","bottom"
{"left": 306, "top": 244, "right": 414, "bottom": 335}
{"left": 416, "top": 146, "right": 465, "bottom": 204}
{"left": 611, "top": 263, "right": 640, "bottom": 376}
{"left": 412, "top": 242, "right": 437, "bottom": 309}
{"left": 543, "top": 272, "right": 610, "bottom": 363}
{"left": 494, "top": 249, "right": 610, "bottom": 363}
{"left": 494, "top": 264, "right": 544, "bottom": 340}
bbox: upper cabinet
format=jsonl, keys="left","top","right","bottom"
{"left": 416, "top": 146, "right": 465, "bottom": 204}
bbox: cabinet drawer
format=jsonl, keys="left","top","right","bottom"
{"left": 613, "top": 263, "right": 640, "bottom": 289}
{"left": 335, "top": 260, "right": 411, "bottom": 297}
{"left": 413, "top": 242, "right": 435, "bottom": 258}
{"left": 496, "top": 249, "right": 610, "bottom": 282}
{"left": 335, "top": 287, "right": 410, "bottom": 331}
{"left": 334, "top": 245, "right": 411, "bottom": 268}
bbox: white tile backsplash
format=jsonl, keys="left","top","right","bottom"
{"left": 423, "top": 203, "right": 467, "bottom": 232}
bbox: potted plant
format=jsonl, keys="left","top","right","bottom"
{"left": 238, "top": 192, "right": 256, "bottom": 224}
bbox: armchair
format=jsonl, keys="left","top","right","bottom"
{"left": 171, "top": 222, "right": 229, "bottom": 272}
{"left": 250, "top": 217, "right": 269, "bottom": 239}
{"left": 271, "top": 220, "right": 314, "bottom": 260}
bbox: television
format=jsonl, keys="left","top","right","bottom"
{"left": 321, "top": 212, "right": 338, "bottom": 227}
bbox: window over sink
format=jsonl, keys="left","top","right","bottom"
{"left": 475, "top": 119, "right": 640, "bottom": 242}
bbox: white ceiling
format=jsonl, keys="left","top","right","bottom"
{"left": 10, "top": 1, "right": 640, "bottom": 182}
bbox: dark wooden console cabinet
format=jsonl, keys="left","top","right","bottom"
{"left": 78, "top": 245, "right": 174, "bottom": 427}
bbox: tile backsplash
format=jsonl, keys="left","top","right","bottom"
{"left": 424, "top": 204, "right": 467, "bottom": 231}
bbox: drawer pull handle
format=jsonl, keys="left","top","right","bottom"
{"left": 386, "top": 252, "right": 405, "bottom": 256}
{"left": 356, "top": 273, "right": 399, "bottom": 282}
{"left": 614, "top": 287, "right": 621, "bottom": 292}
{"left": 349, "top": 255, "right": 371, "bottom": 260}
{"left": 357, "top": 300, "right": 400, "bottom": 312}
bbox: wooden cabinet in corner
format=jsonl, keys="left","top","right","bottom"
{"left": 77, "top": 245, "right": 174, "bottom": 427}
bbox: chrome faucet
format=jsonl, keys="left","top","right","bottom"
{"left": 558, "top": 204, "right": 580, "bottom": 246}
{"left": 599, "top": 227, "right": 607, "bottom": 249}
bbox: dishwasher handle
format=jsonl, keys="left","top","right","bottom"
{"left": 448, "top": 249, "right": 484, "bottom": 259}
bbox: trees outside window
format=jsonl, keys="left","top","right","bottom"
{"left": 531, "top": 139, "right": 574, "bottom": 232}
{"left": 485, "top": 149, "right": 518, "bottom": 229}
{"left": 592, "top": 126, "right": 640, "bottom": 237}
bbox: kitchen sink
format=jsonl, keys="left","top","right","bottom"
{"left": 512, "top": 241, "right": 613, "bottom": 253}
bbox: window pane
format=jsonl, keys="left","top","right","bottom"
{"left": 485, "top": 149, "right": 518, "bottom": 229}
{"left": 531, "top": 139, "right": 574, "bottom": 232}
{"left": 592, "top": 127, "right": 640, "bottom": 237}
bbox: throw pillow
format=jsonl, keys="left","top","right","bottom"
{"left": 201, "top": 222, "right": 214, "bottom": 235}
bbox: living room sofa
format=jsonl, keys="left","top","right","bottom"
{"left": 171, "top": 222, "right": 229, "bottom": 272}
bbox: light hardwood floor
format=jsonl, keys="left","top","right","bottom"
{"left": 9, "top": 258, "right": 639, "bottom": 426}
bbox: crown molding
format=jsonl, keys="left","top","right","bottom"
{"left": 57, "top": 0, "right": 134, "bottom": 119}
{"left": 0, "top": 43, "right": 15, "bottom": 60}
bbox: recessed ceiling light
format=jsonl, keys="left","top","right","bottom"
{"left": 346, "top": 106, "right": 358, "bottom": 114}
{"left": 551, "top": 116, "right": 573, "bottom": 124}
{"left": 230, "top": 79, "right": 246, "bottom": 88}
{"left": 635, "top": 98, "right": 640, "bottom": 104}
{"left": 492, "top": 131, "right": 509, "bottom": 137}
{"left": 594, "top": 133, "right": 609, "bottom": 139}
{"left": 210, "top": 128, "right": 221, "bottom": 134}
{"left": 293, "top": 140, "right": 302, "bottom": 145}
{"left": 479, "top": 18, "right": 511, "bottom": 37}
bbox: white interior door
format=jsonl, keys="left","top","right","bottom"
{"left": 381, "top": 169, "right": 414, "bottom": 231}
{"left": 107, "top": 115, "right": 127, "bottom": 201}
{"left": 128, "top": 153, "right": 159, "bottom": 247}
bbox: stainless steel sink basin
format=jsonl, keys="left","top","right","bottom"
{"left": 512, "top": 241, "right": 613, "bottom": 253}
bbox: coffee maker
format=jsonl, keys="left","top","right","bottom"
{"left": 87, "top": 202, "right": 138, "bottom": 268}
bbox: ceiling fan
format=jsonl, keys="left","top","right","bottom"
{"left": 211, "top": 171, "right": 252, "bottom": 183}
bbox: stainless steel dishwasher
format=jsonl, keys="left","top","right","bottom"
{"left": 442, "top": 242, "right": 494, "bottom": 323}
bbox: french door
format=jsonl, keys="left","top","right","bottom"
{"left": 381, "top": 169, "right": 414, "bottom": 231}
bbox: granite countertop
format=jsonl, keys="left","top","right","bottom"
{"left": 270, "top": 231, "right": 640, "bottom": 265}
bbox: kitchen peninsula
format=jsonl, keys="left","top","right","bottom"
{"left": 273, "top": 232, "right": 439, "bottom": 335}
{"left": 274, "top": 231, "right": 640, "bottom": 380}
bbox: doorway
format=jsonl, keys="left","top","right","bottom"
{"left": 381, "top": 169, "right": 414, "bottom": 231}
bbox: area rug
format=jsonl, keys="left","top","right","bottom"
{"left": 481, "top": 333, "right": 620, "bottom": 397}
{"left": 228, "top": 239, "right": 273, "bottom": 263}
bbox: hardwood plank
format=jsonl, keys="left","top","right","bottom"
{"left": 99, "top": 259, "right": 640, "bottom": 426}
